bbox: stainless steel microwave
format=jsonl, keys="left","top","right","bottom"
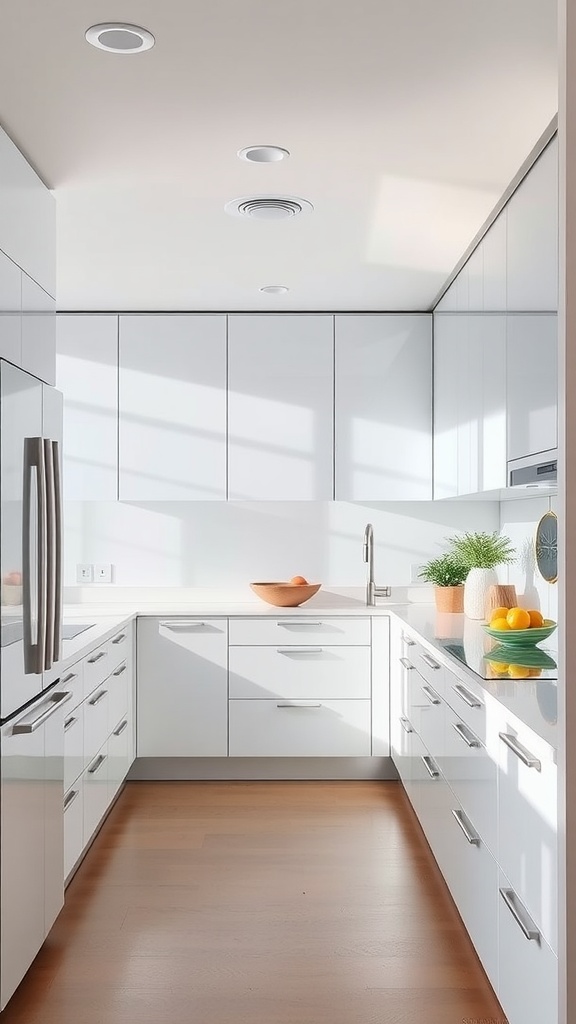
{"left": 508, "top": 450, "right": 558, "bottom": 487}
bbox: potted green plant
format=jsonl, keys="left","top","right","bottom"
{"left": 447, "top": 531, "right": 516, "bottom": 619}
{"left": 418, "top": 554, "right": 468, "bottom": 613}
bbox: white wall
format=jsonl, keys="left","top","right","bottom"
{"left": 63, "top": 499, "right": 500, "bottom": 589}
{"left": 499, "top": 494, "right": 559, "bottom": 620}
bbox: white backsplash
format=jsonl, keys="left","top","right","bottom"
{"left": 63, "top": 500, "right": 500, "bottom": 589}
{"left": 499, "top": 494, "right": 558, "bottom": 620}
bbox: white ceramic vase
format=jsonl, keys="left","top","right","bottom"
{"left": 464, "top": 567, "right": 498, "bottom": 619}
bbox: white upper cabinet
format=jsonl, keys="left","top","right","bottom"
{"left": 506, "top": 137, "right": 558, "bottom": 312}
{"left": 434, "top": 315, "right": 462, "bottom": 498}
{"left": 0, "top": 250, "right": 21, "bottom": 365}
{"left": 56, "top": 315, "right": 119, "bottom": 500}
{"left": 0, "top": 127, "right": 56, "bottom": 298}
{"left": 335, "top": 314, "right": 432, "bottom": 500}
{"left": 20, "top": 274, "right": 56, "bottom": 385}
{"left": 119, "top": 315, "right": 227, "bottom": 500}
{"left": 482, "top": 211, "right": 507, "bottom": 311}
{"left": 506, "top": 314, "right": 558, "bottom": 462}
{"left": 228, "top": 314, "right": 333, "bottom": 500}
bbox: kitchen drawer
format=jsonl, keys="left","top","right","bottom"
{"left": 411, "top": 642, "right": 445, "bottom": 692}
{"left": 63, "top": 781, "right": 84, "bottom": 881}
{"left": 391, "top": 713, "right": 413, "bottom": 786}
{"left": 60, "top": 663, "right": 84, "bottom": 712}
{"left": 83, "top": 743, "right": 110, "bottom": 845}
{"left": 83, "top": 684, "right": 111, "bottom": 766}
{"left": 108, "top": 713, "right": 133, "bottom": 802}
{"left": 229, "top": 645, "right": 370, "bottom": 700}
{"left": 63, "top": 700, "right": 85, "bottom": 792}
{"left": 497, "top": 870, "right": 558, "bottom": 1024}
{"left": 440, "top": 705, "right": 497, "bottom": 857}
{"left": 442, "top": 668, "right": 488, "bottom": 744}
{"left": 228, "top": 699, "right": 371, "bottom": 756}
{"left": 410, "top": 670, "right": 444, "bottom": 759}
{"left": 107, "top": 659, "right": 130, "bottom": 733}
{"left": 83, "top": 641, "right": 113, "bottom": 697}
{"left": 497, "top": 721, "right": 557, "bottom": 951}
{"left": 228, "top": 616, "right": 370, "bottom": 647}
{"left": 108, "top": 624, "right": 132, "bottom": 669}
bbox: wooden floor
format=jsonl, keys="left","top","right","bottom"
{"left": 1, "top": 782, "right": 506, "bottom": 1024}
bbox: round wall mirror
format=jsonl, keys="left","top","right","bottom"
{"left": 535, "top": 510, "right": 558, "bottom": 584}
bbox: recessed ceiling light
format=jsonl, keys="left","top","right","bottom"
{"left": 225, "top": 195, "right": 313, "bottom": 220}
{"left": 238, "top": 146, "right": 290, "bottom": 163}
{"left": 85, "top": 23, "right": 155, "bottom": 53}
{"left": 260, "top": 285, "right": 289, "bottom": 294}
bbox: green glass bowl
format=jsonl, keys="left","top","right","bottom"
{"left": 482, "top": 619, "right": 557, "bottom": 646}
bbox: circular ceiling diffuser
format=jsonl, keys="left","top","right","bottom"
{"left": 238, "top": 146, "right": 290, "bottom": 163}
{"left": 225, "top": 195, "right": 313, "bottom": 220}
{"left": 85, "top": 23, "right": 155, "bottom": 53}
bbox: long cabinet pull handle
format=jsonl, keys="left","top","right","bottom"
{"left": 88, "top": 651, "right": 107, "bottom": 664}
{"left": 452, "top": 722, "right": 481, "bottom": 748}
{"left": 160, "top": 620, "right": 207, "bottom": 629}
{"left": 23, "top": 437, "right": 47, "bottom": 675}
{"left": 421, "top": 652, "right": 441, "bottom": 670}
{"left": 422, "top": 755, "right": 440, "bottom": 779}
{"left": 64, "top": 789, "right": 79, "bottom": 812}
{"left": 43, "top": 438, "right": 55, "bottom": 671}
{"left": 88, "top": 754, "right": 107, "bottom": 775}
{"left": 113, "top": 720, "right": 129, "bottom": 737}
{"left": 452, "top": 683, "right": 482, "bottom": 709}
{"left": 400, "top": 717, "right": 413, "bottom": 733}
{"left": 276, "top": 647, "right": 323, "bottom": 654}
{"left": 499, "top": 732, "right": 542, "bottom": 771}
{"left": 113, "top": 664, "right": 127, "bottom": 676}
{"left": 111, "top": 633, "right": 126, "bottom": 644}
{"left": 422, "top": 685, "right": 441, "bottom": 705}
{"left": 64, "top": 715, "right": 78, "bottom": 732}
{"left": 88, "top": 689, "right": 108, "bottom": 707}
{"left": 12, "top": 690, "right": 71, "bottom": 734}
{"left": 451, "top": 808, "right": 480, "bottom": 845}
{"left": 52, "top": 439, "right": 63, "bottom": 664}
{"left": 402, "top": 635, "right": 416, "bottom": 646}
{"left": 61, "top": 672, "right": 78, "bottom": 685}
{"left": 276, "top": 702, "right": 323, "bottom": 709}
{"left": 400, "top": 657, "right": 414, "bottom": 670}
{"left": 499, "top": 887, "right": 540, "bottom": 941}
{"left": 278, "top": 621, "right": 323, "bottom": 627}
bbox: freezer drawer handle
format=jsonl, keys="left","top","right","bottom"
{"left": 88, "top": 651, "right": 107, "bottom": 665}
{"left": 499, "top": 887, "right": 540, "bottom": 941}
{"left": 113, "top": 720, "right": 129, "bottom": 737}
{"left": 88, "top": 689, "right": 108, "bottom": 707}
{"left": 12, "top": 690, "right": 72, "bottom": 734}
{"left": 88, "top": 754, "right": 107, "bottom": 775}
{"left": 276, "top": 647, "right": 323, "bottom": 654}
{"left": 399, "top": 657, "right": 414, "bottom": 670}
{"left": 63, "top": 789, "right": 79, "bottom": 812}
{"left": 452, "top": 722, "right": 481, "bottom": 748}
{"left": 421, "top": 652, "right": 441, "bottom": 670}
{"left": 499, "top": 732, "right": 542, "bottom": 771}
{"left": 421, "top": 755, "right": 440, "bottom": 779}
{"left": 422, "top": 685, "right": 441, "bottom": 706}
{"left": 276, "top": 702, "right": 322, "bottom": 709}
{"left": 111, "top": 633, "right": 127, "bottom": 644}
{"left": 64, "top": 715, "right": 78, "bottom": 733}
{"left": 451, "top": 808, "right": 480, "bottom": 845}
{"left": 400, "top": 717, "right": 413, "bottom": 734}
{"left": 452, "top": 683, "right": 482, "bottom": 709}
{"left": 401, "top": 635, "right": 416, "bottom": 646}
{"left": 113, "top": 664, "right": 127, "bottom": 677}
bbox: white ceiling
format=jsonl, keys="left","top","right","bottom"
{"left": 0, "top": 0, "right": 558, "bottom": 311}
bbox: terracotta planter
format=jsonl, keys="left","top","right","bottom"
{"left": 434, "top": 585, "right": 464, "bottom": 613}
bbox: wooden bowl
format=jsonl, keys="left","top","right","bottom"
{"left": 250, "top": 582, "right": 321, "bottom": 607}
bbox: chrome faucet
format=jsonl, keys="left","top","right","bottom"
{"left": 363, "top": 523, "right": 391, "bottom": 605}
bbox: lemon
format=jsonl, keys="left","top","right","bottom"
{"left": 506, "top": 607, "right": 531, "bottom": 631}
{"left": 508, "top": 665, "right": 530, "bottom": 679}
{"left": 490, "top": 606, "right": 510, "bottom": 624}
{"left": 491, "top": 617, "right": 511, "bottom": 631}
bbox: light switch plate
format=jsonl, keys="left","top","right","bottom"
{"left": 76, "top": 563, "right": 93, "bottom": 584}
{"left": 94, "top": 563, "right": 113, "bottom": 583}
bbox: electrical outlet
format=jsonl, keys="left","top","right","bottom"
{"left": 411, "top": 563, "right": 426, "bottom": 584}
{"left": 76, "top": 563, "right": 93, "bottom": 584}
{"left": 94, "top": 564, "right": 113, "bottom": 584}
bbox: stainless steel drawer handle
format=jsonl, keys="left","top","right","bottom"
{"left": 88, "top": 689, "right": 108, "bottom": 707}
{"left": 278, "top": 621, "right": 323, "bottom": 627}
{"left": 400, "top": 657, "right": 414, "bottom": 670}
{"left": 64, "top": 789, "right": 79, "bottom": 812}
{"left": 452, "top": 683, "right": 482, "bottom": 709}
{"left": 88, "top": 651, "right": 107, "bottom": 664}
{"left": 113, "top": 720, "right": 129, "bottom": 737}
{"left": 401, "top": 635, "right": 416, "bottom": 646}
{"left": 400, "top": 717, "right": 413, "bottom": 733}
{"left": 12, "top": 690, "right": 72, "bottom": 734}
{"left": 62, "top": 671, "right": 79, "bottom": 685}
{"left": 64, "top": 715, "right": 78, "bottom": 733}
{"left": 112, "top": 633, "right": 127, "bottom": 644}
{"left": 160, "top": 620, "right": 207, "bottom": 629}
{"left": 113, "top": 664, "right": 127, "bottom": 676}
{"left": 276, "top": 647, "right": 323, "bottom": 654}
{"left": 451, "top": 808, "right": 480, "bottom": 845}
{"left": 499, "top": 887, "right": 540, "bottom": 941}
{"left": 422, "top": 755, "right": 440, "bottom": 779}
{"left": 421, "top": 652, "right": 441, "bottom": 670}
{"left": 452, "top": 722, "right": 481, "bottom": 748}
{"left": 499, "top": 732, "right": 542, "bottom": 771}
{"left": 422, "top": 685, "right": 441, "bottom": 705}
{"left": 276, "top": 702, "right": 322, "bottom": 709}
{"left": 88, "top": 754, "right": 107, "bottom": 775}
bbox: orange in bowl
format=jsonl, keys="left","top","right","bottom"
{"left": 250, "top": 582, "right": 321, "bottom": 607}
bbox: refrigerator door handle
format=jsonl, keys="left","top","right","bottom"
{"left": 52, "top": 440, "right": 63, "bottom": 665}
{"left": 23, "top": 437, "right": 47, "bottom": 675}
{"left": 43, "top": 438, "right": 55, "bottom": 671}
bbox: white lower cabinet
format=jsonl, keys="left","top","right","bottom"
{"left": 229, "top": 700, "right": 371, "bottom": 757}
{"left": 63, "top": 781, "right": 84, "bottom": 879}
{"left": 498, "top": 870, "right": 558, "bottom": 1024}
{"left": 83, "top": 744, "right": 110, "bottom": 844}
{"left": 108, "top": 714, "right": 132, "bottom": 802}
{"left": 440, "top": 704, "right": 497, "bottom": 857}
{"left": 229, "top": 645, "right": 370, "bottom": 700}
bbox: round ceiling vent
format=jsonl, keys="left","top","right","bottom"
{"left": 225, "top": 195, "right": 313, "bottom": 221}
{"left": 85, "top": 23, "right": 155, "bottom": 53}
{"left": 238, "top": 146, "right": 290, "bottom": 163}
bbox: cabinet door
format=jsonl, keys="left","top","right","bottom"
{"left": 433, "top": 315, "right": 461, "bottom": 498}
{"left": 482, "top": 211, "right": 507, "bottom": 311}
{"left": 119, "top": 315, "right": 226, "bottom": 499}
{"left": 228, "top": 315, "right": 333, "bottom": 500}
{"left": 83, "top": 745, "right": 110, "bottom": 845}
{"left": 335, "top": 315, "right": 432, "bottom": 499}
{"left": 108, "top": 712, "right": 133, "bottom": 802}
{"left": 506, "top": 314, "right": 558, "bottom": 462}
{"left": 137, "top": 618, "right": 228, "bottom": 756}
{"left": 0, "top": 126, "right": 56, "bottom": 298}
{"left": 0, "top": 250, "right": 21, "bottom": 365}
{"left": 21, "top": 274, "right": 56, "bottom": 385}
{"left": 63, "top": 781, "right": 84, "bottom": 880}
{"left": 228, "top": 699, "right": 371, "bottom": 756}
{"left": 469, "top": 314, "right": 507, "bottom": 491}
{"left": 506, "top": 137, "right": 558, "bottom": 312}
{"left": 56, "top": 315, "right": 118, "bottom": 499}
{"left": 498, "top": 870, "right": 558, "bottom": 1024}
